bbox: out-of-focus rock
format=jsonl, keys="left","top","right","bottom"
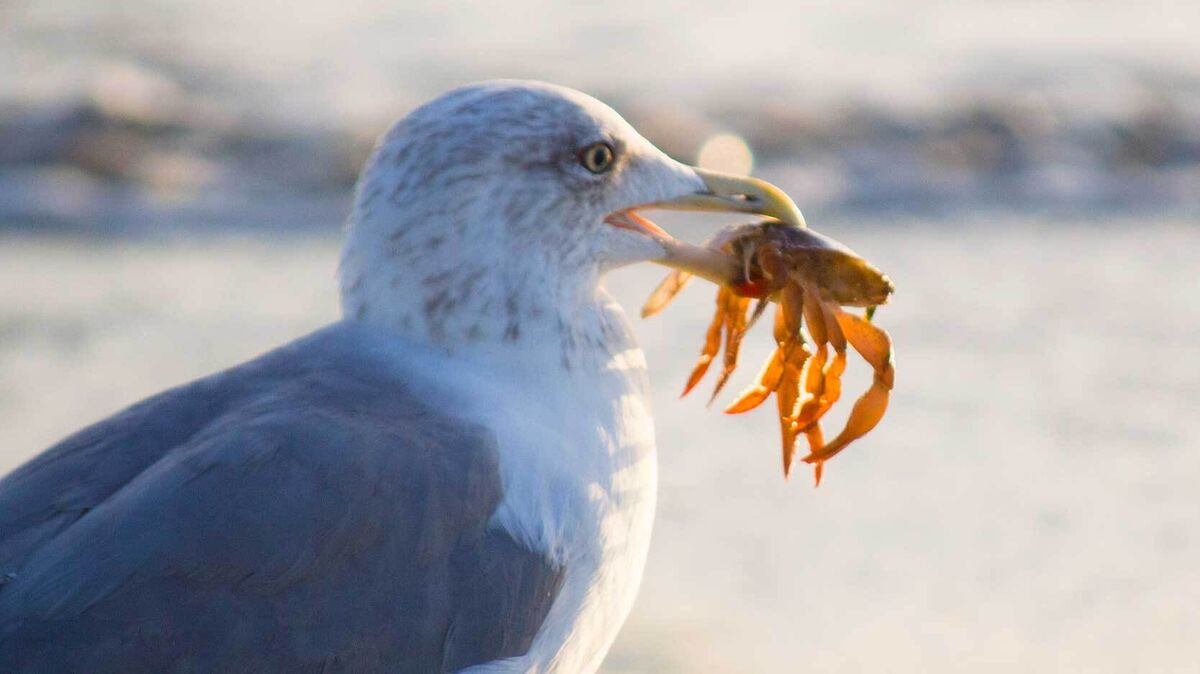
{"left": 1112, "top": 103, "right": 1199, "bottom": 169}
{"left": 66, "top": 127, "right": 154, "bottom": 179}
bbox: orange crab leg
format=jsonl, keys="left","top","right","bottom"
{"left": 835, "top": 308, "right": 895, "bottom": 388}
{"left": 803, "top": 383, "right": 890, "bottom": 464}
{"left": 724, "top": 347, "right": 783, "bottom": 414}
{"left": 821, "top": 300, "right": 847, "bottom": 352}
{"left": 681, "top": 288, "right": 731, "bottom": 396}
{"left": 641, "top": 270, "right": 693, "bottom": 318}
{"left": 804, "top": 424, "right": 826, "bottom": 486}
{"left": 791, "top": 345, "right": 827, "bottom": 441}
{"left": 777, "top": 353, "right": 805, "bottom": 476}
{"left": 778, "top": 281, "right": 805, "bottom": 337}
{"left": 723, "top": 280, "right": 802, "bottom": 414}
{"left": 793, "top": 301, "right": 849, "bottom": 431}
{"left": 791, "top": 290, "right": 831, "bottom": 429}
{"left": 776, "top": 299, "right": 811, "bottom": 475}
{"left": 796, "top": 350, "right": 845, "bottom": 430}
{"left": 799, "top": 283, "right": 829, "bottom": 346}
{"left": 710, "top": 295, "right": 752, "bottom": 402}
{"left": 803, "top": 309, "right": 895, "bottom": 464}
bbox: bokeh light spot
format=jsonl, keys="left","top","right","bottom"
{"left": 697, "top": 133, "right": 754, "bottom": 175}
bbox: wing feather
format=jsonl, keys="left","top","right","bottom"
{"left": 0, "top": 324, "right": 564, "bottom": 673}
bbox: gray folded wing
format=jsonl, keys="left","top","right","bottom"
{"left": 0, "top": 325, "right": 564, "bottom": 673}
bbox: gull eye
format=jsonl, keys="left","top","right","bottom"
{"left": 578, "top": 141, "right": 615, "bottom": 174}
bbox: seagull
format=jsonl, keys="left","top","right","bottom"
{"left": 0, "top": 81, "right": 804, "bottom": 673}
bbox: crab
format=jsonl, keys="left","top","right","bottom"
{"left": 642, "top": 221, "right": 896, "bottom": 484}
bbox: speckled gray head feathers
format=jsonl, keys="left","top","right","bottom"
{"left": 338, "top": 80, "right": 702, "bottom": 350}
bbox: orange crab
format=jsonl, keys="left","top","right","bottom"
{"left": 643, "top": 221, "right": 896, "bottom": 484}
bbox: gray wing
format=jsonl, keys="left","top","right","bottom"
{"left": 0, "top": 325, "right": 564, "bottom": 673}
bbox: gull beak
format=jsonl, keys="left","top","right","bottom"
{"left": 651, "top": 168, "right": 807, "bottom": 228}
{"left": 607, "top": 167, "right": 806, "bottom": 287}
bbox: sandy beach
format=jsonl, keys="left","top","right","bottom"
{"left": 2, "top": 217, "right": 1196, "bottom": 672}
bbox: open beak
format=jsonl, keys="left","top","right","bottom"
{"left": 605, "top": 167, "right": 806, "bottom": 287}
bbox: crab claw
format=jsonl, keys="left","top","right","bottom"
{"left": 802, "top": 309, "right": 895, "bottom": 464}
{"left": 803, "top": 383, "right": 890, "bottom": 464}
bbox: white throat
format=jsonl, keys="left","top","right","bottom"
{"left": 343, "top": 241, "right": 659, "bottom": 674}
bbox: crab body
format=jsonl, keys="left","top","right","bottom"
{"left": 643, "top": 221, "right": 896, "bottom": 483}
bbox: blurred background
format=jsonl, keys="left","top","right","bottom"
{"left": 1, "top": 1, "right": 1197, "bottom": 671}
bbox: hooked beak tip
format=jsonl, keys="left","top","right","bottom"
{"left": 644, "top": 167, "right": 807, "bottom": 228}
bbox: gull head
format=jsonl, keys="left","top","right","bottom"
{"left": 339, "top": 80, "right": 804, "bottom": 351}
